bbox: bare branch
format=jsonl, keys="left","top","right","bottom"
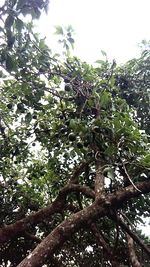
{"left": 23, "top": 232, "right": 42, "bottom": 243}
{"left": 110, "top": 213, "right": 150, "bottom": 258}
{"left": 127, "top": 234, "right": 142, "bottom": 267}
{"left": 122, "top": 162, "right": 141, "bottom": 192}
{"left": 69, "top": 161, "right": 90, "bottom": 184}
{"left": 90, "top": 223, "right": 122, "bottom": 267}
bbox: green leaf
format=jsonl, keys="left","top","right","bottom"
{"left": 15, "top": 18, "right": 24, "bottom": 32}
{"left": 143, "top": 154, "right": 150, "bottom": 166}
{"left": 0, "top": 51, "right": 7, "bottom": 63}
{"left": 101, "top": 50, "right": 107, "bottom": 57}
{"left": 25, "top": 112, "right": 32, "bottom": 123}
{"left": 6, "top": 55, "right": 16, "bottom": 72}
{"left": 6, "top": 30, "right": 15, "bottom": 48}
{"left": 68, "top": 37, "right": 74, "bottom": 44}
{"left": 0, "top": 26, "right": 4, "bottom": 33}
{"left": 55, "top": 26, "right": 64, "bottom": 35}
{"left": 69, "top": 119, "right": 77, "bottom": 130}
{"left": 100, "top": 91, "right": 111, "bottom": 107}
{"left": 66, "top": 25, "right": 74, "bottom": 33}
{"left": 107, "top": 168, "right": 115, "bottom": 179}
{"left": 95, "top": 60, "right": 105, "bottom": 65}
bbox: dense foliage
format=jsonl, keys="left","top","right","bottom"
{"left": 0, "top": 1, "right": 150, "bottom": 266}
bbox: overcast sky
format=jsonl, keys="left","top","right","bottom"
{"left": 36, "top": 0, "right": 150, "bottom": 64}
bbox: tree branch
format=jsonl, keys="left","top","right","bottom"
{"left": 110, "top": 213, "right": 150, "bottom": 258}
{"left": 61, "top": 183, "right": 95, "bottom": 199}
{"left": 90, "top": 223, "right": 122, "bottom": 267}
{"left": 23, "top": 232, "right": 42, "bottom": 243}
{"left": 95, "top": 159, "right": 105, "bottom": 199}
{"left": 69, "top": 161, "right": 90, "bottom": 184}
{"left": 127, "top": 234, "right": 142, "bottom": 267}
{"left": 0, "top": 183, "right": 94, "bottom": 244}
{"left": 0, "top": 194, "right": 64, "bottom": 244}
{"left": 17, "top": 180, "right": 150, "bottom": 267}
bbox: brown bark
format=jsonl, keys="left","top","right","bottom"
{"left": 127, "top": 234, "right": 142, "bottom": 267}
{"left": 69, "top": 161, "right": 90, "bottom": 183}
{"left": 95, "top": 160, "right": 105, "bottom": 199}
{"left": 23, "top": 231, "right": 42, "bottom": 243}
{"left": 17, "top": 202, "right": 106, "bottom": 267}
{"left": 0, "top": 195, "right": 64, "bottom": 244}
{"left": 0, "top": 183, "right": 94, "bottom": 244}
{"left": 17, "top": 180, "right": 150, "bottom": 267}
{"left": 90, "top": 223, "right": 121, "bottom": 267}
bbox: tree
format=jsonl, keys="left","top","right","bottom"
{"left": 0, "top": 2, "right": 150, "bottom": 267}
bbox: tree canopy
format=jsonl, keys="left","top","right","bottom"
{"left": 0, "top": 1, "right": 150, "bottom": 266}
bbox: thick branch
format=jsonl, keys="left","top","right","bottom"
{"left": 127, "top": 234, "right": 142, "bottom": 267}
{"left": 0, "top": 194, "right": 65, "bottom": 244}
{"left": 0, "top": 160, "right": 92, "bottom": 244}
{"left": 17, "top": 202, "right": 106, "bottom": 267}
{"left": 17, "top": 180, "right": 150, "bottom": 267}
{"left": 0, "top": 183, "right": 94, "bottom": 244}
{"left": 61, "top": 183, "right": 95, "bottom": 199}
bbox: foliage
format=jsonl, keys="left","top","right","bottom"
{"left": 0, "top": 1, "right": 150, "bottom": 267}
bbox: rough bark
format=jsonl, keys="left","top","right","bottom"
{"left": 0, "top": 195, "right": 64, "bottom": 244}
{"left": 95, "top": 160, "right": 105, "bottom": 199}
{"left": 0, "top": 183, "right": 94, "bottom": 244}
{"left": 17, "top": 202, "right": 106, "bottom": 267}
{"left": 17, "top": 180, "right": 150, "bottom": 267}
{"left": 127, "top": 234, "right": 142, "bottom": 267}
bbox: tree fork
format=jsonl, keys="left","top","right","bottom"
{"left": 17, "top": 180, "right": 150, "bottom": 267}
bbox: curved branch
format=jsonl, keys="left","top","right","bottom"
{"left": 0, "top": 194, "right": 65, "bottom": 244}
{"left": 61, "top": 183, "right": 95, "bottom": 199}
{"left": 69, "top": 161, "right": 90, "bottom": 183}
{"left": 0, "top": 183, "right": 94, "bottom": 244}
{"left": 17, "top": 180, "right": 150, "bottom": 267}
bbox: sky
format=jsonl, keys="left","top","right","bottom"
{"left": 36, "top": 0, "right": 150, "bottom": 64}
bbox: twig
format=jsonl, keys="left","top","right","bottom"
{"left": 122, "top": 161, "right": 141, "bottom": 192}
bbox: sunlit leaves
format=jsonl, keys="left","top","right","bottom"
{"left": 55, "top": 25, "right": 75, "bottom": 55}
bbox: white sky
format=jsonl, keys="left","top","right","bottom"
{"left": 36, "top": 0, "right": 150, "bottom": 64}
